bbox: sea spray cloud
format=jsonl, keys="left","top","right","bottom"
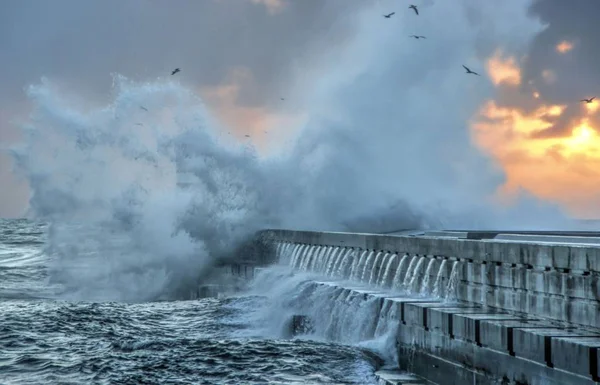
{"left": 9, "top": 0, "right": 574, "bottom": 301}
{"left": 12, "top": 78, "right": 290, "bottom": 301}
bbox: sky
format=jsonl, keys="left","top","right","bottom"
{"left": 1, "top": 0, "right": 600, "bottom": 220}
{"left": 471, "top": 0, "right": 600, "bottom": 216}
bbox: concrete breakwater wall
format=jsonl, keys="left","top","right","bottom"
{"left": 261, "top": 229, "right": 600, "bottom": 385}
{"left": 263, "top": 229, "right": 600, "bottom": 328}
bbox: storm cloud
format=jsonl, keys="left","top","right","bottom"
{"left": 0, "top": 0, "right": 594, "bottom": 223}
{"left": 0, "top": 0, "right": 371, "bottom": 216}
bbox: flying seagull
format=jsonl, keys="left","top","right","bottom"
{"left": 581, "top": 97, "right": 596, "bottom": 103}
{"left": 140, "top": 106, "right": 148, "bottom": 111}
{"left": 281, "top": 97, "right": 285, "bottom": 101}
{"left": 462, "top": 65, "right": 480, "bottom": 76}
{"left": 135, "top": 123, "right": 144, "bottom": 126}
{"left": 245, "top": 135, "right": 251, "bottom": 138}
{"left": 409, "top": 35, "right": 426, "bottom": 39}
{"left": 383, "top": 12, "right": 395, "bottom": 18}
{"left": 171, "top": 68, "right": 180, "bottom": 75}
{"left": 409, "top": 5, "right": 419, "bottom": 15}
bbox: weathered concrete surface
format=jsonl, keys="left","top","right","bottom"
{"left": 551, "top": 337, "right": 600, "bottom": 380}
{"left": 308, "top": 280, "right": 600, "bottom": 385}
{"left": 262, "top": 229, "right": 600, "bottom": 271}
{"left": 266, "top": 231, "right": 600, "bottom": 385}
{"left": 495, "top": 234, "right": 600, "bottom": 246}
{"left": 264, "top": 229, "right": 600, "bottom": 328}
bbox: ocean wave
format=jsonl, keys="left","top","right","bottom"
{"left": 0, "top": 297, "right": 380, "bottom": 385}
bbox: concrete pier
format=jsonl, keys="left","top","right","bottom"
{"left": 262, "top": 229, "right": 600, "bottom": 385}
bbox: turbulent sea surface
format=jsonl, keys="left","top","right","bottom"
{"left": 0, "top": 219, "right": 381, "bottom": 384}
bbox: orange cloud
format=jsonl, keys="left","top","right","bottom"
{"left": 474, "top": 51, "right": 600, "bottom": 217}
{"left": 486, "top": 50, "right": 521, "bottom": 86}
{"left": 472, "top": 98, "right": 600, "bottom": 218}
{"left": 556, "top": 40, "right": 574, "bottom": 54}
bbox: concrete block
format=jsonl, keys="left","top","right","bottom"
{"left": 451, "top": 313, "right": 517, "bottom": 344}
{"left": 395, "top": 313, "right": 600, "bottom": 385}
{"left": 483, "top": 264, "right": 519, "bottom": 289}
{"left": 453, "top": 281, "right": 600, "bottom": 329}
{"left": 551, "top": 336, "right": 600, "bottom": 380}
{"left": 464, "top": 262, "right": 482, "bottom": 285}
{"left": 587, "top": 248, "right": 600, "bottom": 272}
{"left": 425, "top": 306, "right": 478, "bottom": 334}
{"left": 478, "top": 319, "right": 545, "bottom": 353}
{"left": 513, "top": 328, "right": 567, "bottom": 366}
{"left": 383, "top": 297, "right": 435, "bottom": 325}
{"left": 566, "top": 246, "right": 592, "bottom": 271}
{"left": 512, "top": 328, "right": 600, "bottom": 367}
{"left": 381, "top": 297, "right": 404, "bottom": 320}
{"left": 485, "top": 286, "right": 528, "bottom": 312}
{"left": 403, "top": 302, "right": 446, "bottom": 328}
{"left": 524, "top": 269, "right": 600, "bottom": 301}
{"left": 526, "top": 270, "right": 562, "bottom": 296}
{"left": 427, "top": 307, "right": 492, "bottom": 338}
{"left": 456, "top": 282, "right": 531, "bottom": 312}
{"left": 564, "top": 274, "right": 600, "bottom": 301}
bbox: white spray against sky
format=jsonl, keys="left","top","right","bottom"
{"left": 8, "top": 0, "right": 574, "bottom": 301}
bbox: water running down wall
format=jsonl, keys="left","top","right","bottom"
{"left": 258, "top": 229, "right": 600, "bottom": 385}
{"left": 276, "top": 242, "right": 459, "bottom": 301}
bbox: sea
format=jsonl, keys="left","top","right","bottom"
{"left": 0, "top": 219, "right": 383, "bottom": 385}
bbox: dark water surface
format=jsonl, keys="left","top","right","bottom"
{"left": 0, "top": 219, "right": 380, "bottom": 384}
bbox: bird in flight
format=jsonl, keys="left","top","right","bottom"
{"left": 383, "top": 12, "right": 395, "bottom": 18}
{"left": 409, "top": 35, "right": 426, "bottom": 39}
{"left": 581, "top": 97, "right": 596, "bottom": 103}
{"left": 462, "top": 65, "right": 480, "bottom": 76}
{"left": 135, "top": 123, "right": 144, "bottom": 126}
{"left": 140, "top": 106, "right": 148, "bottom": 111}
{"left": 171, "top": 68, "right": 181, "bottom": 75}
{"left": 281, "top": 97, "right": 285, "bottom": 101}
{"left": 409, "top": 5, "right": 419, "bottom": 15}
{"left": 245, "top": 135, "right": 251, "bottom": 138}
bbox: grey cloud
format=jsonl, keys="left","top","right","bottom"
{"left": 0, "top": 0, "right": 368, "bottom": 106}
{"left": 519, "top": 0, "right": 600, "bottom": 137}
{"left": 0, "top": 0, "right": 370, "bottom": 216}
{"left": 0, "top": 0, "right": 575, "bottom": 227}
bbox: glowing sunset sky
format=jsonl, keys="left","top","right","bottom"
{"left": 473, "top": 41, "right": 600, "bottom": 218}
{"left": 1, "top": 0, "right": 600, "bottom": 222}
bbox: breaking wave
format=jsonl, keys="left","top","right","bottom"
{"left": 8, "top": 74, "right": 570, "bottom": 301}
{"left": 8, "top": 2, "right": 573, "bottom": 301}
